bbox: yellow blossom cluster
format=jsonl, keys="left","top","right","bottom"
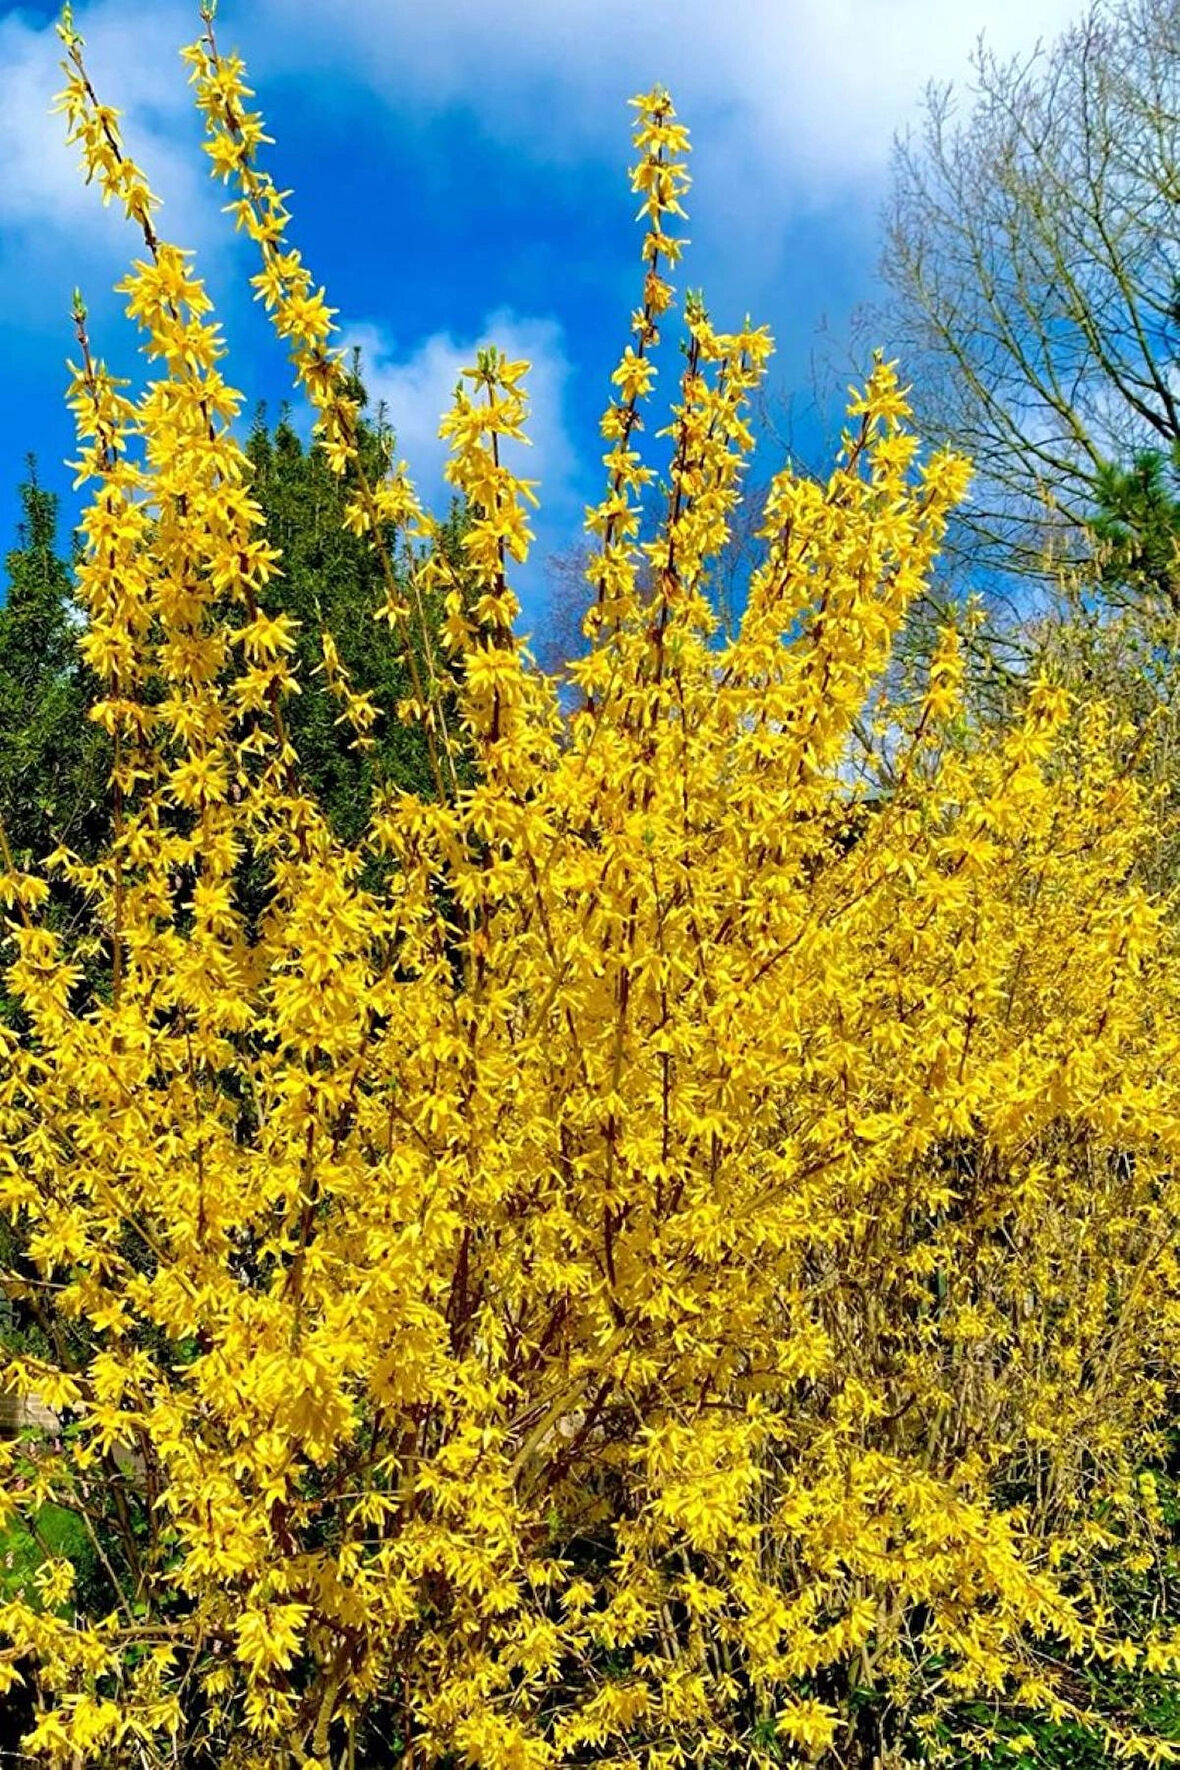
{"left": 2, "top": 12, "right": 1180, "bottom": 1770}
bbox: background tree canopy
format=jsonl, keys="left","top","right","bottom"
{"left": 880, "top": 0, "right": 1180, "bottom": 599}
{"left": 0, "top": 464, "right": 106, "bottom": 876}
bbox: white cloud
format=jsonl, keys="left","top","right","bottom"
{"left": 251, "top": 0, "right": 1082, "bottom": 206}
{"left": 233, "top": 0, "right": 1084, "bottom": 329}
{"left": 341, "top": 309, "right": 579, "bottom": 615}
{"left": 0, "top": 0, "right": 226, "bottom": 328}
{"left": 344, "top": 309, "right": 578, "bottom": 525}
{"left": 0, "top": 0, "right": 1083, "bottom": 334}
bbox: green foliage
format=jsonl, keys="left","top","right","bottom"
{"left": 0, "top": 404, "right": 458, "bottom": 878}
{"left": 0, "top": 1503, "right": 96, "bottom": 1611}
{"left": 0, "top": 1503, "right": 101, "bottom": 1763}
{"left": 1091, "top": 445, "right": 1180, "bottom": 613}
{"left": 0, "top": 461, "right": 107, "bottom": 875}
{"left": 243, "top": 390, "right": 463, "bottom": 842}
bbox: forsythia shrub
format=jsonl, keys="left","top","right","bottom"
{"left": 2, "top": 7, "right": 1180, "bottom": 1768}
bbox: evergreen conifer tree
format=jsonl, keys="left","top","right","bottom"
{"left": 0, "top": 461, "right": 106, "bottom": 875}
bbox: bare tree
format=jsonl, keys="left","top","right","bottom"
{"left": 535, "top": 504, "right": 771, "bottom": 672}
{"left": 532, "top": 546, "right": 595, "bottom": 686}
{"left": 878, "top": 0, "right": 1180, "bottom": 589}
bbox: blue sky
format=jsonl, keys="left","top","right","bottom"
{"left": 0, "top": 0, "right": 1081, "bottom": 628}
